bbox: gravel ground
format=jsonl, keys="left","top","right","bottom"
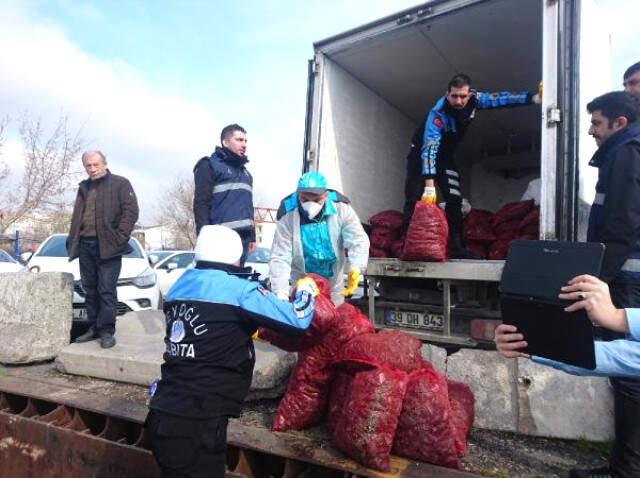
{"left": 238, "top": 398, "right": 609, "bottom": 478}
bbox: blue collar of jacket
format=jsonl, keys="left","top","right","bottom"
{"left": 282, "top": 190, "right": 338, "bottom": 217}
{"left": 212, "top": 146, "right": 249, "bottom": 168}
{"left": 589, "top": 122, "right": 640, "bottom": 168}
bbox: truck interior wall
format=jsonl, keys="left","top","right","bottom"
{"left": 315, "top": 0, "right": 542, "bottom": 222}
{"left": 317, "top": 59, "right": 414, "bottom": 221}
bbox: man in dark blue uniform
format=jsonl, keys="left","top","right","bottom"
{"left": 571, "top": 91, "right": 640, "bottom": 478}
{"left": 402, "top": 74, "right": 540, "bottom": 258}
{"left": 193, "top": 124, "right": 255, "bottom": 265}
{"left": 145, "top": 225, "right": 317, "bottom": 477}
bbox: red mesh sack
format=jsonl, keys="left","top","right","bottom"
{"left": 401, "top": 201, "right": 448, "bottom": 262}
{"left": 521, "top": 223, "right": 539, "bottom": 236}
{"left": 390, "top": 239, "right": 404, "bottom": 258}
{"left": 393, "top": 366, "right": 459, "bottom": 469}
{"left": 466, "top": 242, "right": 487, "bottom": 259}
{"left": 370, "top": 247, "right": 388, "bottom": 258}
{"left": 332, "top": 367, "right": 409, "bottom": 472}
{"left": 492, "top": 199, "right": 535, "bottom": 227}
{"left": 369, "top": 210, "right": 404, "bottom": 230}
{"left": 463, "top": 209, "right": 495, "bottom": 244}
{"left": 328, "top": 371, "right": 352, "bottom": 434}
{"left": 518, "top": 207, "right": 540, "bottom": 230}
{"left": 520, "top": 233, "right": 539, "bottom": 240}
{"left": 272, "top": 303, "right": 374, "bottom": 431}
{"left": 335, "top": 329, "right": 423, "bottom": 373}
{"left": 464, "top": 209, "right": 493, "bottom": 227}
{"left": 494, "top": 219, "right": 521, "bottom": 239}
{"left": 304, "top": 273, "right": 332, "bottom": 299}
{"left": 258, "top": 327, "right": 319, "bottom": 352}
{"left": 370, "top": 226, "right": 400, "bottom": 250}
{"left": 447, "top": 380, "right": 475, "bottom": 456}
{"left": 487, "top": 240, "right": 513, "bottom": 260}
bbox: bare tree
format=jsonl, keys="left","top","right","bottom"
{"left": 158, "top": 177, "right": 196, "bottom": 249}
{"left": 0, "top": 115, "right": 83, "bottom": 235}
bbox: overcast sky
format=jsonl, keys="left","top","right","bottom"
{"left": 0, "top": 0, "right": 636, "bottom": 224}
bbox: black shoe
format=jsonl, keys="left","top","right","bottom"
{"left": 569, "top": 467, "right": 612, "bottom": 478}
{"left": 75, "top": 326, "right": 98, "bottom": 343}
{"left": 100, "top": 333, "right": 116, "bottom": 349}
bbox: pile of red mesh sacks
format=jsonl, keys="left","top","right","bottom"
{"left": 463, "top": 199, "right": 539, "bottom": 260}
{"left": 259, "top": 275, "right": 475, "bottom": 472}
{"left": 367, "top": 210, "right": 404, "bottom": 258}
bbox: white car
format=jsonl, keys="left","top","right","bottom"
{"left": 26, "top": 233, "right": 161, "bottom": 322}
{"left": 0, "top": 249, "right": 26, "bottom": 273}
{"left": 246, "top": 246, "right": 270, "bottom": 280}
{"left": 153, "top": 251, "right": 194, "bottom": 296}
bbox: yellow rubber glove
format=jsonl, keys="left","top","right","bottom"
{"left": 342, "top": 267, "right": 360, "bottom": 297}
{"left": 295, "top": 276, "right": 320, "bottom": 297}
{"left": 532, "top": 81, "right": 543, "bottom": 104}
{"left": 251, "top": 330, "right": 264, "bottom": 342}
{"left": 421, "top": 186, "right": 437, "bottom": 205}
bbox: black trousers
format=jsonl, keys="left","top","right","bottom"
{"left": 145, "top": 410, "right": 228, "bottom": 478}
{"left": 78, "top": 237, "right": 122, "bottom": 335}
{"left": 607, "top": 279, "right": 640, "bottom": 478}
{"left": 402, "top": 153, "right": 463, "bottom": 240}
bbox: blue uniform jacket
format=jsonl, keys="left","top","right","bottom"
{"left": 586, "top": 123, "right": 640, "bottom": 282}
{"left": 421, "top": 90, "right": 532, "bottom": 177}
{"left": 149, "top": 262, "right": 314, "bottom": 419}
{"left": 193, "top": 146, "right": 255, "bottom": 240}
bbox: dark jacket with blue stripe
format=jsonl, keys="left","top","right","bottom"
{"left": 587, "top": 123, "right": 640, "bottom": 282}
{"left": 149, "top": 262, "right": 314, "bottom": 419}
{"left": 193, "top": 146, "right": 255, "bottom": 240}
{"left": 417, "top": 90, "right": 533, "bottom": 177}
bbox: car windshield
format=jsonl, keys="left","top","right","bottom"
{"left": 246, "top": 247, "right": 270, "bottom": 263}
{"left": 37, "top": 235, "right": 144, "bottom": 259}
{"left": 0, "top": 249, "right": 16, "bottom": 263}
{"left": 149, "top": 251, "right": 174, "bottom": 262}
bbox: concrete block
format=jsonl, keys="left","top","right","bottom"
{"left": 421, "top": 343, "right": 447, "bottom": 374}
{"left": 246, "top": 342, "right": 297, "bottom": 401}
{"left": 56, "top": 311, "right": 296, "bottom": 400}
{"left": 446, "top": 349, "right": 517, "bottom": 432}
{"left": 55, "top": 310, "right": 164, "bottom": 385}
{"left": 516, "top": 358, "right": 614, "bottom": 441}
{"left": 0, "top": 272, "right": 73, "bottom": 364}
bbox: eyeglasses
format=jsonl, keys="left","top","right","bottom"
{"left": 624, "top": 78, "right": 640, "bottom": 88}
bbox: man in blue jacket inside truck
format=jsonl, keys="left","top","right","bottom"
{"left": 193, "top": 124, "right": 256, "bottom": 266}
{"left": 145, "top": 225, "right": 318, "bottom": 478}
{"left": 402, "top": 73, "right": 541, "bottom": 258}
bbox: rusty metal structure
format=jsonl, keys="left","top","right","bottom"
{"left": 0, "top": 366, "right": 477, "bottom": 478}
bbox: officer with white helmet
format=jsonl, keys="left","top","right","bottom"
{"left": 145, "top": 225, "right": 317, "bottom": 478}
{"left": 269, "top": 171, "right": 370, "bottom": 304}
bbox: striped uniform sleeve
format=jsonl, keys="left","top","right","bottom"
{"left": 475, "top": 91, "right": 532, "bottom": 110}
{"left": 238, "top": 281, "right": 314, "bottom": 335}
{"left": 420, "top": 109, "right": 445, "bottom": 177}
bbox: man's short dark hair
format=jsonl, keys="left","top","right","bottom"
{"left": 220, "top": 124, "right": 246, "bottom": 144}
{"left": 448, "top": 74, "right": 471, "bottom": 91}
{"left": 586, "top": 91, "right": 640, "bottom": 126}
{"left": 624, "top": 62, "right": 640, "bottom": 81}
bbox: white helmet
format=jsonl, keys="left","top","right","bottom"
{"left": 194, "top": 225, "right": 243, "bottom": 265}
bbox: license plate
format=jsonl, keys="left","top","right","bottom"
{"left": 73, "top": 307, "right": 88, "bottom": 321}
{"left": 385, "top": 310, "right": 444, "bottom": 331}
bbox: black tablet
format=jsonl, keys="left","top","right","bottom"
{"left": 499, "top": 240, "right": 605, "bottom": 369}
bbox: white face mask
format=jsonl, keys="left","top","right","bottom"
{"left": 301, "top": 201, "right": 323, "bottom": 219}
